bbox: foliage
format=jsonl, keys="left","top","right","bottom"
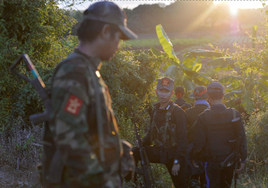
{"left": 0, "top": 0, "right": 77, "bottom": 130}
{"left": 125, "top": 37, "right": 216, "bottom": 49}
{"left": 155, "top": 24, "right": 215, "bottom": 99}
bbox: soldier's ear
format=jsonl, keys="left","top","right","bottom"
{"left": 100, "top": 24, "right": 111, "bottom": 40}
{"left": 172, "top": 91, "right": 174, "bottom": 95}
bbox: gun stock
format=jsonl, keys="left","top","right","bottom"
{"left": 10, "top": 54, "right": 51, "bottom": 124}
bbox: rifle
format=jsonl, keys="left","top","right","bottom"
{"left": 233, "top": 135, "right": 241, "bottom": 188}
{"left": 134, "top": 123, "right": 155, "bottom": 188}
{"left": 10, "top": 54, "right": 51, "bottom": 125}
{"left": 232, "top": 112, "right": 241, "bottom": 188}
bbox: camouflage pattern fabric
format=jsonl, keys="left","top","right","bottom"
{"left": 120, "top": 140, "right": 135, "bottom": 178}
{"left": 150, "top": 103, "right": 178, "bottom": 149}
{"left": 47, "top": 49, "right": 122, "bottom": 188}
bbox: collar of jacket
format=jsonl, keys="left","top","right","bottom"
{"left": 175, "top": 97, "right": 186, "bottom": 106}
{"left": 74, "top": 48, "right": 102, "bottom": 70}
{"left": 154, "top": 101, "right": 173, "bottom": 111}
{"left": 194, "top": 99, "right": 209, "bottom": 107}
{"left": 210, "top": 104, "right": 226, "bottom": 109}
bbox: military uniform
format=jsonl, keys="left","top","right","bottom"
{"left": 185, "top": 86, "right": 209, "bottom": 188}
{"left": 132, "top": 78, "right": 188, "bottom": 188}
{"left": 45, "top": 49, "right": 121, "bottom": 187}
{"left": 174, "top": 86, "right": 192, "bottom": 110}
{"left": 191, "top": 83, "right": 247, "bottom": 188}
{"left": 40, "top": 2, "right": 138, "bottom": 187}
{"left": 174, "top": 98, "right": 192, "bottom": 111}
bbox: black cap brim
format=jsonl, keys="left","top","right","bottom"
{"left": 119, "top": 25, "right": 138, "bottom": 40}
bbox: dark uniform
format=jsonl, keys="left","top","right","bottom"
{"left": 174, "top": 86, "right": 192, "bottom": 110}
{"left": 191, "top": 82, "right": 247, "bottom": 188}
{"left": 185, "top": 86, "right": 209, "bottom": 188}
{"left": 132, "top": 78, "right": 188, "bottom": 188}
{"left": 41, "top": 2, "right": 138, "bottom": 188}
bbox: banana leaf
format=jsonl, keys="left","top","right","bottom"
{"left": 192, "top": 71, "right": 213, "bottom": 85}
{"left": 150, "top": 47, "right": 163, "bottom": 56}
{"left": 184, "top": 49, "right": 223, "bottom": 59}
{"left": 183, "top": 57, "right": 202, "bottom": 72}
{"left": 165, "top": 65, "right": 179, "bottom": 79}
{"left": 207, "top": 57, "right": 235, "bottom": 68}
{"left": 224, "top": 90, "right": 243, "bottom": 100}
{"left": 156, "top": 24, "right": 179, "bottom": 63}
{"left": 183, "top": 79, "right": 195, "bottom": 91}
{"left": 219, "top": 76, "right": 243, "bottom": 85}
{"left": 242, "top": 91, "right": 255, "bottom": 113}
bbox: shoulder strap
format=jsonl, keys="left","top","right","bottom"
{"left": 189, "top": 106, "right": 210, "bottom": 131}
{"left": 163, "top": 103, "right": 176, "bottom": 144}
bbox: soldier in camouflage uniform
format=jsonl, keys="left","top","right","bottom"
{"left": 131, "top": 78, "right": 188, "bottom": 188}
{"left": 41, "top": 1, "right": 138, "bottom": 187}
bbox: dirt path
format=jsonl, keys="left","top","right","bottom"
{"left": 0, "top": 166, "right": 40, "bottom": 188}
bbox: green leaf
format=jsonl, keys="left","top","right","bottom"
{"left": 184, "top": 49, "right": 223, "bottom": 59}
{"left": 256, "top": 81, "right": 268, "bottom": 101}
{"left": 150, "top": 47, "right": 163, "bottom": 56}
{"left": 207, "top": 57, "right": 235, "bottom": 68}
{"left": 242, "top": 91, "right": 255, "bottom": 113}
{"left": 182, "top": 57, "right": 202, "bottom": 72}
{"left": 193, "top": 72, "right": 213, "bottom": 85}
{"left": 224, "top": 90, "right": 243, "bottom": 100}
{"left": 184, "top": 79, "right": 195, "bottom": 91}
{"left": 219, "top": 76, "right": 242, "bottom": 85}
{"left": 164, "top": 65, "right": 179, "bottom": 79}
{"left": 156, "top": 24, "right": 179, "bottom": 63}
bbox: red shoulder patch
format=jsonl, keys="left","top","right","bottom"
{"left": 64, "top": 95, "right": 83, "bottom": 115}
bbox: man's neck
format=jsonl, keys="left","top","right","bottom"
{"left": 77, "top": 41, "right": 100, "bottom": 59}
{"left": 159, "top": 101, "right": 170, "bottom": 109}
{"left": 210, "top": 100, "right": 222, "bottom": 106}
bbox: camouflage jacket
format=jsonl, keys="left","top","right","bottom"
{"left": 48, "top": 49, "right": 122, "bottom": 187}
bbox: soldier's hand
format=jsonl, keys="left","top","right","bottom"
{"left": 171, "top": 164, "right": 180, "bottom": 176}
{"left": 235, "top": 162, "right": 245, "bottom": 174}
{"left": 191, "top": 160, "right": 199, "bottom": 168}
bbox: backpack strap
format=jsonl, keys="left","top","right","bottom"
{"left": 163, "top": 103, "right": 176, "bottom": 145}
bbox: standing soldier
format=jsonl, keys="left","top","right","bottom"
{"left": 174, "top": 86, "right": 192, "bottom": 110}
{"left": 185, "top": 86, "right": 209, "bottom": 188}
{"left": 41, "top": 1, "right": 138, "bottom": 187}
{"left": 191, "top": 82, "right": 247, "bottom": 188}
{"left": 131, "top": 78, "right": 188, "bottom": 188}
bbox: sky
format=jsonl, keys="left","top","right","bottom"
{"left": 60, "top": 0, "right": 264, "bottom": 11}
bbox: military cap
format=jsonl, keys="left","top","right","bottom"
{"left": 157, "top": 78, "right": 174, "bottom": 92}
{"left": 175, "top": 86, "right": 184, "bottom": 95}
{"left": 207, "top": 82, "right": 224, "bottom": 94}
{"left": 83, "top": 1, "right": 138, "bottom": 40}
{"left": 189, "top": 86, "right": 207, "bottom": 99}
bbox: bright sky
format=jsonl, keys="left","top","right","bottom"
{"left": 215, "top": 1, "right": 264, "bottom": 16}
{"left": 62, "top": 0, "right": 264, "bottom": 11}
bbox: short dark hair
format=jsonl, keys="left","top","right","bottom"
{"left": 207, "top": 92, "right": 223, "bottom": 100}
{"left": 77, "top": 19, "right": 120, "bottom": 42}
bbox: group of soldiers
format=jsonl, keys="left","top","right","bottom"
{"left": 128, "top": 79, "right": 247, "bottom": 188}
{"left": 38, "top": 1, "right": 247, "bottom": 188}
